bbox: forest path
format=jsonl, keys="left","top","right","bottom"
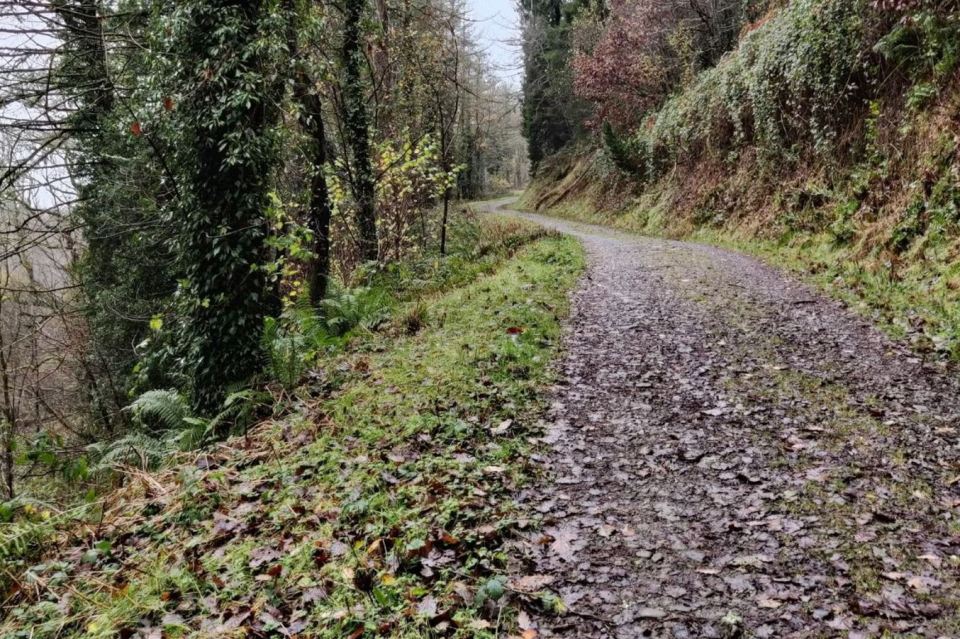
{"left": 480, "top": 199, "right": 960, "bottom": 638}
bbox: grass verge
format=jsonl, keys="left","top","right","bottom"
{"left": 0, "top": 225, "right": 585, "bottom": 638}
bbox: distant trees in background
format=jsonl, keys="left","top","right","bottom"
{"left": 521, "top": 0, "right": 960, "bottom": 170}
{"left": 520, "top": 0, "right": 776, "bottom": 148}
{"left": 0, "top": 0, "right": 528, "bottom": 504}
{"left": 572, "top": 0, "right": 767, "bottom": 129}
{"left": 519, "top": 0, "right": 588, "bottom": 171}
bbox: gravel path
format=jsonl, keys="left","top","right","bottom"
{"left": 485, "top": 200, "right": 960, "bottom": 638}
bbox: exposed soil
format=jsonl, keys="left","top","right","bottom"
{"left": 484, "top": 201, "right": 960, "bottom": 638}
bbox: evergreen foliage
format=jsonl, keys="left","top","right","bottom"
{"left": 166, "top": 0, "right": 286, "bottom": 412}
{"left": 520, "top": 0, "right": 586, "bottom": 171}
{"left": 57, "top": 2, "right": 176, "bottom": 429}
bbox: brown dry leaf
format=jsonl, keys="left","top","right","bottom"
{"left": 636, "top": 607, "right": 666, "bottom": 619}
{"left": 438, "top": 530, "right": 459, "bottom": 545}
{"left": 918, "top": 554, "right": 942, "bottom": 568}
{"left": 509, "top": 574, "right": 555, "bottom": 593}
{"left": 517, "top": 610, "right": 534, "bottom": 629}
{"left": 906, "top": 575, "right": 940, "bottom": 594}
{"left": 548, "top": 526, "right": 579, "bottom": 562}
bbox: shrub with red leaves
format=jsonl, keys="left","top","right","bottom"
{"left": 572, "top": 0, "right": 751, "bottom": 131}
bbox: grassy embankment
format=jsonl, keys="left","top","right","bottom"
{"left": 0, "top": 215, "right": 584, "bottom": 638}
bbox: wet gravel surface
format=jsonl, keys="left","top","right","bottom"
{"left": 493, "top": 203, "right": 960, "bottom": 638}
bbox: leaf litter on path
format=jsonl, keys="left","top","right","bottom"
{"left": 506, "top": 209, "right": 960, "bottom": 638}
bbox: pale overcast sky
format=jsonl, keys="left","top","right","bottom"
{"left": 467, "top": 0, "right": 521, "bottom": 87}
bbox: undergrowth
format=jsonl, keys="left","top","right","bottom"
{"left": 0, "top": 223, "right": 585, "bottom": 638}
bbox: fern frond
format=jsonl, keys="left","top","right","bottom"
{"left": 0, "top": 500, "right": 94, "bottom": 563}
{"left": 127, "top": 389, "right": 189, "bottom": 432}
{"left": 88, "top": 432, "right": 170, "bottom": 472}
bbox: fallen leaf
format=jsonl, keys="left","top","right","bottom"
{"left": 635, "top": 607, "right": 666, "bottom": 619}
{"left": 918, "top": 554, "right": 942, "bottom": 568}
{"left": 907, "top": 575, "right": 940, "bottom": 594}
{"left": 491, "top": 419, "right": 513, "bottom": 435}
{"left": 548, "top": 526, "right": 579, "bottom": 562}
{"left": 509, "top": 574, "right": 555, "bottom": 593}
{"left": 417, "top": 595, "right": 437, "bottom": 617}
{"left": 517, "top": 610, "right": 534, "bottom": 629}
{"left": 249, "top": 547, "right": 281, "bottom": 569}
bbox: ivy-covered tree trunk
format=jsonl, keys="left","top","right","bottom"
{"left": 173, "top": 0, "right": 282, "bottom": 412}
{"left": 342, "top": 0, "right": 379, "bottom": 262}
{"left": 300, "top": 92, "right": 334, "bottom": 307}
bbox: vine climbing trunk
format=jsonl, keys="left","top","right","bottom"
{"left": 342, "top": 0, "right": 379, "bottom": 262}
{"left": 174, "top": 0, "right": 283, "bottom": 412}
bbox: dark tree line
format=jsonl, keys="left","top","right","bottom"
{"left": 0, "top": 0, "right": 529, "bottom": 501}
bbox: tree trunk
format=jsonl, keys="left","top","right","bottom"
{"left": 177, "top": 0, "right": 282, "bottom": 412}
{"left": 342, "top": 0, "right": 379, "bottom": 263}
{"left": 287, "top": 0, "right": 335, "bottom": 306}
{"left": 440, "top": 188, "right": 450, "bottom": 256}
{"left": 0, "top": 298, "right": 16, "bottom": 500}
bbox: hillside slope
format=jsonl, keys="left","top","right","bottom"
{"left": 523, "top": 0, "right": 960, "bottom": 362}
{"left": 0, "top": 220, "right": 584, "bottom": 638}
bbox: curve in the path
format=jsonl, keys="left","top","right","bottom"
{"left": 483, "top": 200, "right": 960, "bottom": 639}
